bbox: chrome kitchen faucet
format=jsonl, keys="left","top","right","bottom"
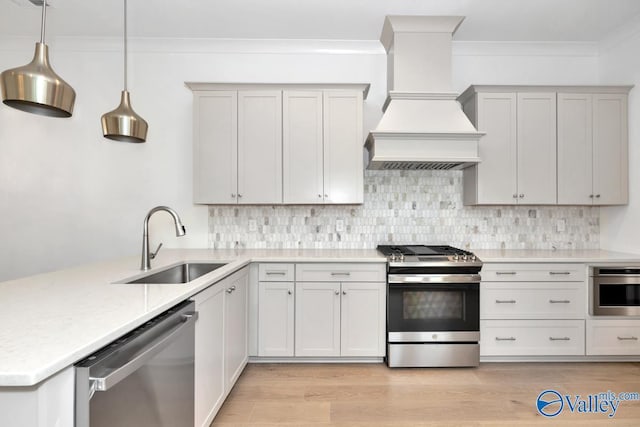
{"left": 141, "top": 206, "right": 186, "bottom": 271}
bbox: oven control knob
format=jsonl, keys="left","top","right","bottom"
{"left": 462, "top": 254, "right": 468, "bottom": 261}
{"left": 399, "top": 254, "right": 404, "bottom": 262}
{"left": 453, "top": 254, "right": 459, "bottom": 261}
{"left": 471, "top": 255, "right": 476, "bottom": 261}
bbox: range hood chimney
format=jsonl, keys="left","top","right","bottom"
{"left": 365, "top": 16, "right": 484, "bottom": 170}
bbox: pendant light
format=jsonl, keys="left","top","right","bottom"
{"left": 0, "top": 0, "right": 76, "bottom": 117}
{"left": 101, "top": 0, "right": 148, "bottom": 143}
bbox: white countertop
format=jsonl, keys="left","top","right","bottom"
{"left": 475, "top": 249, "right": 640, "bottom": 263}
{"left": 0, "top": 248, "right": 384, "bottom": 387}
{"left": 2, "top": 247, "right": 639, "bottom": 387}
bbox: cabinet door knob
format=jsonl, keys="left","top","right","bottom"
{"left": 324, "top": 194, "right": 329, "bottom": 198}
{"left": 237, "top": 194, "right": 243, "bottom": 198}
{"left": 596, "top": 194, "right": 601, "bottom": 198}
{"left": 519, "top": 194, "right": 524, "bottom": 198}
{"left": 231, "top": 193, "right": 236, "bottom": 198}
{"left": 226, "top": 285, "right": 236, "bottom": 294}
{"left": 334, "top": 290, "right": 340, "bottom": 295}
{"left": 589, "top": 194, "right": 594, "bottom": 198}
{"left": 512, "top": 194, "right": 518, "bottom": 199}
{"left": 287, "top": 290, "right": 292, "bottom": 295}
{"left": 342, "top": 290, "right": 347, "bottom": 295}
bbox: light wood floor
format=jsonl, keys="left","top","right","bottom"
{"left": 211, "top": 362, "right": 640, "bottom": 426}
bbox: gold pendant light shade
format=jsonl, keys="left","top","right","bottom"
{"left": 101, "top": 90, "right": 148, "bottom": 142}
{"left": 0, "top": 1, "right": 75, "bottom": 118}
{"left": 102, "top": 0, "right": 148, "bottom": 143}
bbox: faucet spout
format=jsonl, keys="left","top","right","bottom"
{"left": 141, "top": 206, "right": 186, "bottom": 271}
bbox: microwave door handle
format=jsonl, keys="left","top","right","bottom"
{"left": 89, "top": 312, "right": 198, "bottom": 394}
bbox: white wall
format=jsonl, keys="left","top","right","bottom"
{"left": 0, "top": 36, "right": 599, "bottom": 281}
{"left": 598, "top": 19, "right": 640, "bottom": 253}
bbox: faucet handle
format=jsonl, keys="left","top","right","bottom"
{"left": 150, "top": 242, "right": 163, "bottom": 259}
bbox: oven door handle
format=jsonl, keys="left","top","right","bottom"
{"left": 594, "top": 276, "right": 640, "bottom": 285}
{"left": 89, "top": 312, "right": 198, "bottom": 394}
{"left": 388, "top": 274, "right": 481, "bottom": 284}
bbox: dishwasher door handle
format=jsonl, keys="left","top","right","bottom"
{"left": 90, "top": 312, "right": 198, "bottom": 393}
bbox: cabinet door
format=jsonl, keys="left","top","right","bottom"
{"left": 283, "top": 91, "right": 324, "bottom": 204}
{"left": 516, "top": 92, "right": 557, "bottom": 204}
{"left": 193, "top": 92, "right": 238, "bottom": 204}
{"left": 340, "top": 282, "right": 386, "bottom": 357}
{"left": 224, "top": 270, "right": 249, "bottom": 390}
{"left": 475, "top": 93, "right": 518, "bottom": 204}
{"left": 323, "top": 91, "right": 364, "bottom": 204}
{"left": 593, "top": 94, "right": 628, "bottom": 205}
{"left": 557, "top": 93, "right": 594, "bottom": 205}
{"left": 237, "top": 91, "right": 283, "bottom": 204}
{"left": 295, "top": 282, "right": 341, "bottom": 356}
{"left": 258, "top": 281, "right": 295, "bottom": 357}
{"left": 193, "top": 283, "right": 225, "bottom": 427}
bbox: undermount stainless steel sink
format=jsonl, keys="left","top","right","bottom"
{"left": 125, "top": 262, "right": 227, "bottom": 284}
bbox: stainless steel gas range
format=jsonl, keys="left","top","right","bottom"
{"left": 377, "top": 245, "right": 482, "bottom": 368}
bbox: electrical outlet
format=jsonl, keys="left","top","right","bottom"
{"left": 336, "top": 219, "right": 345, "bottom": 232}
{"left": 248, "top": 219, "right": 257, "bottom": 232}
{"left": 557, "top": 219, "right": 566, "bottom": 232}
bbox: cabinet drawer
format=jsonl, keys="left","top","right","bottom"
{"left": 296, "top": 263, "right": 386, "bottom": 282}
{"left": 258, "top": 263, "right": 294, "bottom": 281}
{"left": 586, "top": 319, "right": 640, "bottom": 356}
{"left": 480, "top": 320, "right": 585, "bottom": 356}
{"left": 481, "top": 263, "right": 585, "bottom": 282}
{"left": 481, "top": 282, "right": 585, "bottom": 319}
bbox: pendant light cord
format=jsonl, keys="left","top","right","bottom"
{"left": 40, "top": 0, "right": 47, "bottom": 44}
{"left": 124, "top": 0, "right": 128, "bottom": 91}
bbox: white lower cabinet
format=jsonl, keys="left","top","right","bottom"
{"left": 254, "top": 262, "right": 386, "bottom": 359}
{"left": 586, "top": 319, "right": 640, "bottom": 356}
{"left": 193, "top": 267, "right": 248, "bottom": 427}
{"left": 295, "top": 282, "right": 342, "bottom": 356}
{"left": 294, "top": 281, "right": 386, "bottom": 357}
{"left": 480, "top": 262, "right": 586, "bottom": 359}
{"left": 258, "top": 281, "right": 295, "bottom": 356}
{"left": 481, "top": 320, "right": 585, "bottom": 356}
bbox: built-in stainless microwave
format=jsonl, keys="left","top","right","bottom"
{"left": 591, "top": 267, "right": 640, "bottom": 316}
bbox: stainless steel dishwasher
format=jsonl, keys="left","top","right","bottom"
{"left": 75, "top": 300, "right": 197, "bottom": 427}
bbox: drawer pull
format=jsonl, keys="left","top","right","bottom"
{"left": 266, "top": 271, "right": 287, "bottom": 276}
{"left": 549, "top": 271, "right": 571, "bottom": 275}
{"left": 496, "top": 271, "right": 516, "bottom": 275}
{"left": 495, "top": 337, "right": 516, "bottom": 341}
{"left": 495, "top": 299, "right": 516, "bottom": 304}
{"left": 549, "top": 337, "right": 571, "bottom": 341}
{"left": 331, "top": 272, "right": 351, "bottom": 276}
{"left": 549, "top": 299, "right": 571, "bottom": 304}
{"left": 617, "top": 336, "right": 639, "bottom": 341}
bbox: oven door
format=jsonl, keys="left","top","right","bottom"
{"left": 387, "top": 274, "right": 480, "bottom": 343}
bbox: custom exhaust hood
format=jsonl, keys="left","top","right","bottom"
{"left": 365, "top": 16, "right": 484, "bottom": 170}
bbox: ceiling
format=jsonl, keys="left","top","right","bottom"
{"left": 2, "top": 0, "right": 640, "bottom": 42}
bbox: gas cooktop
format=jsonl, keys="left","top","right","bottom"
{"left": 377, "top": 244, "right": 481, "bottom": 266}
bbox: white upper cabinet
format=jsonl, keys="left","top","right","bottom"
{"left": 516, "top": 92, "right": 557, "bottom": 204}
{"left": 557, "top": 93, "right": 593, "bottom": 205}
{"left": 462, "top": 90, "right": 556, "bottom": 205}
{"left": 323, "top": 91, "right": 364, "bottom": 204}
{"left": 460, "top": 85, "right": 631, "bottom": 206}
{"left": 593, "top": 94, "right": 628, "bottom": 205}
{"left": 465, "top": 92, "right": 517, "bottom": 204}
{"left": 193, "top": 91, "right": 238, "bottom": 204}
{"left": 237, "top": 91, "right": 283, "bottom": 204}
{"left": 283, "top": 91, "right": 324, "bottom": 204}
{"left": 558, "top": 91, "right": 629, "bottom": 205}
{"left": 189, "top": 83, "right": 368, "bottom": 205}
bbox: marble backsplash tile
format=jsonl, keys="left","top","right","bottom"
{"left": 207, "top": 170, "right": 599, "bottom": 250}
